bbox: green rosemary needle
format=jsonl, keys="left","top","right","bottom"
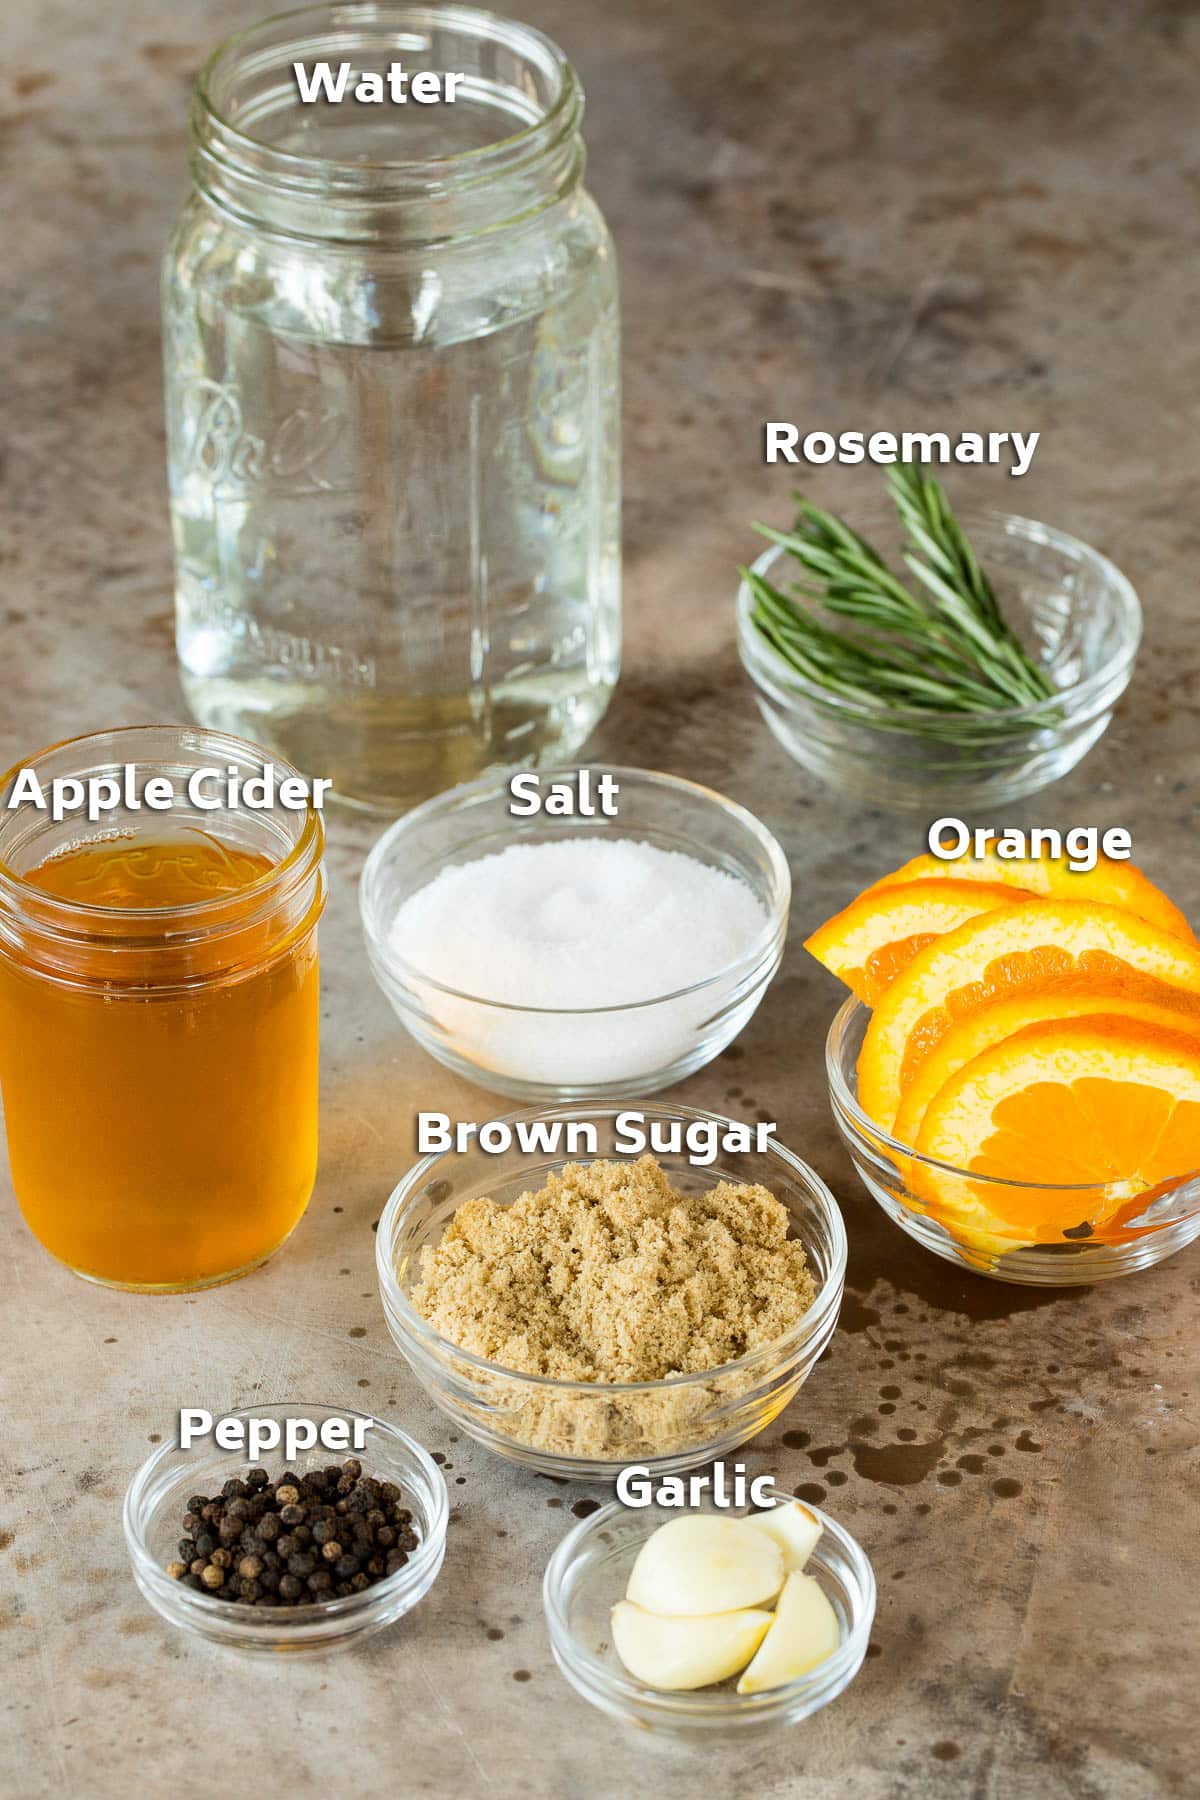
{"left": 743, "top": 465, "right": 1057, "bottom": 733}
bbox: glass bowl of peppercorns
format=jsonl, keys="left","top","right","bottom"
{"left": 123, "top": 1404, "right": 449, "bottom": 1655}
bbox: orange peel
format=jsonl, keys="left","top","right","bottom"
{"left": 868, "top": 847, "right": 1194, "bottom": 944}
{"left": 803, "top": 879, "right": 1025, "bottom": 1007}
{"left": 857, "top": 899, "right": 1200, "bottom": 1130}
{"left": 892, "top": 982, "right": 1200, "bottom": 1148}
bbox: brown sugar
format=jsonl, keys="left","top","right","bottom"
{"left": 410, "top": 1155, "right": 817, "bottom": 1386}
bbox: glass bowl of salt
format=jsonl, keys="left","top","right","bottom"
{"left": 359, "top": 764, "right": 790, "bottom": 1100}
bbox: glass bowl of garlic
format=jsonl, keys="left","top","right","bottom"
{"left": 542, "top": 1486, "right": 875, "bottom": 1738}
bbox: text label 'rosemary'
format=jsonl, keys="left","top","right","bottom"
{"left": 764, "top": 427, "right": 1040, "bottom": 479}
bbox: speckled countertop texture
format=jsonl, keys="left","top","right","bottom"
{"left": 2, "top": 2, "right": 1198, "bottom": 1796}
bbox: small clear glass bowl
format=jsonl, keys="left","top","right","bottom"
{"left": 123, "top": 1404, "right": 449, "bottom": 1655}
{"left": 827, "top": 997, "right": 1200, "bottom": 1285}
{"left": 359, "top": 764, "right": 790, "bottom": 1102}
{"left": 542, "top": 1486, "right": 875, "bottom": 1739}
{"left": 737, "top": 511, "right": 1141, "bottom": 810}
{"left": 375, "top": 1106, "right": 847, "bottom": 1479}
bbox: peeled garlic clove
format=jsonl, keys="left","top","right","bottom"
{"left": 736, "top": 1571, "right": 841, "bottom": 1694}
{"left": 611, "top": 1600, "right": 772, "bottom": 1691}
{"left": 626, "top": 1515, "right": 785, "bottom": 1617}
{"left": 745, "top": 1500, "right": 823, "bottom": 1572}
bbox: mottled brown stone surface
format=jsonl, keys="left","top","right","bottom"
{"left": 1, "top": 3, "right": 1197, "bottom": 1795}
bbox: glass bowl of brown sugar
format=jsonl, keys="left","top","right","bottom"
{"left": 375, "top": 1105, "right": 848, "bottom": 1480}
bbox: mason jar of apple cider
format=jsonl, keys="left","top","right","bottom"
{"left": 0, "top": 726, "right": 326, "bottom": 1291}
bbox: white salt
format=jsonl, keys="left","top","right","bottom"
{"left": 388, "top": 838, "right": 770, "bottom": 1088}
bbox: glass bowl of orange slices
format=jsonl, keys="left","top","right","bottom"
{"left": 812, "top": 842, "right": 1200, "bottom": 1283}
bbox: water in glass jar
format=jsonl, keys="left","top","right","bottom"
{"left": 166, "top": 253, "right": 620, "bottom": 815}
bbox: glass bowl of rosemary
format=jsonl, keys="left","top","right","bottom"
{"left": 737, "top": 472, "right": 1141, "bottom": 809}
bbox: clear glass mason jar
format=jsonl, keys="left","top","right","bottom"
{"left": 163, "top": 4, "right": 621, "bottom": 816}
{"left": 0, "top": 726, "right": 326, "bottom": 1292}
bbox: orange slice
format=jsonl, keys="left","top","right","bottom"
{"left": 804, "top": 880, "right": 1027, "bottom": 1006}
{"left": 912, "top": 1015, "right": 1200, "bottom": 1243}
{"left": 893, "top": 983, "right": 1200, "bottom": 1148}
{"left": 869, "top": 847, "right": 1194, "bottom": 944}
{"left": 857, "top": 899, "right": 1200, "bottom": 1129}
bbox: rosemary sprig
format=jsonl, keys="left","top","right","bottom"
{"left": 743, "top": 465, "right": 1056, "bottom": 730}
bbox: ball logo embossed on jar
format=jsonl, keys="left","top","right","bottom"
{"left": 184, "top": 379, "right": 350, "bottom": 499}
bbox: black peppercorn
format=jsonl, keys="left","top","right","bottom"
{"left": 165, "top": 1458, "right": 420, "bottom": 1609}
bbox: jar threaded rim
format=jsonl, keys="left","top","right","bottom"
{"left": 189, "top": 2, "right": 586, "bottom": 246}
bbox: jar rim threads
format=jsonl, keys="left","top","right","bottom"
{"left": 0, "top": 724, "right": 326, "bottom": 991}
{"left": 190, "top": 3, "right": 586, "bottom": 245}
